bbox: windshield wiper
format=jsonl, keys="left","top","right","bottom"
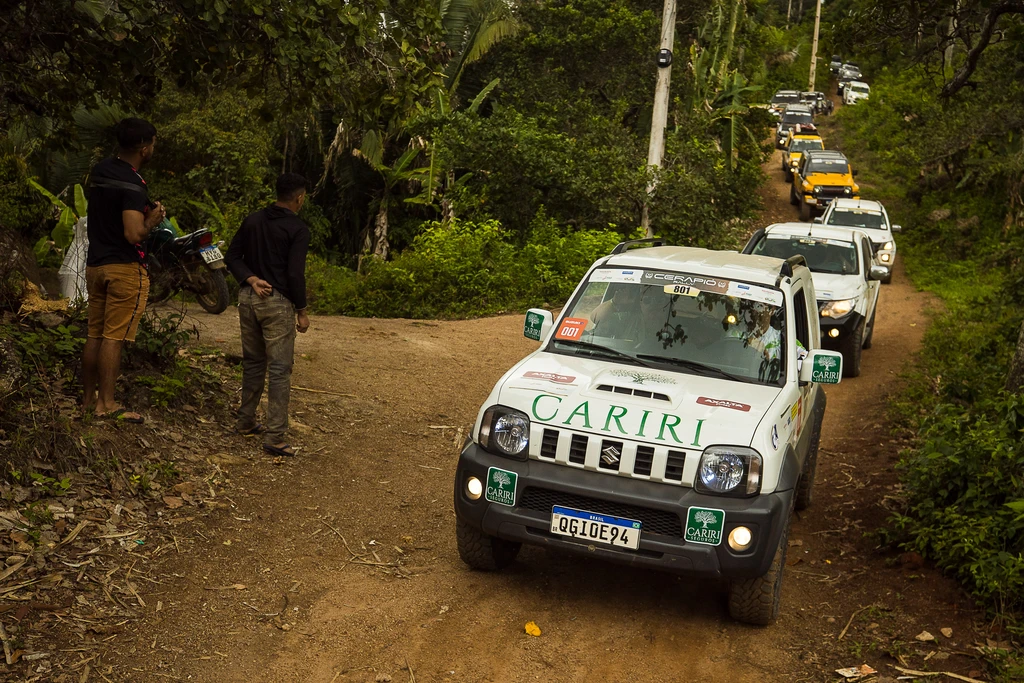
{"left": 554, "top": 340, "right": 653, "bottom": 367}
{"left": 635, "top": 354, "right": 745, "bottom": 382}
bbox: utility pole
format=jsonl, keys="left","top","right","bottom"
{"left": 808, "top": 0, "right": 823, "bottom": 91}
{"left": 641, "top": 0, "right": 677, "bottom": 238}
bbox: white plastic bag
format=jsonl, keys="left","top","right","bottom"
{"left": 58, "top": 217, "right": 89, "bottom": 303}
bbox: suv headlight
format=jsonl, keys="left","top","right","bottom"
{"left": 820, "top": 298, "right": 856, "bottom": 318}
{"left": 844, "top": 187, "right": 852, "bottom": 195}
{"left": 881, "top": 241, "right": 894, "bottom": 250}
{"left": 479, "top": 406, "right": 530, "bottom": 459}
{"left": 695, "top": 446, "right": 762, "bottom": 496}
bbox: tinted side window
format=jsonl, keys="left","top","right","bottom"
{"left": 793, "top": 287, "right": 810, "bottom": 350}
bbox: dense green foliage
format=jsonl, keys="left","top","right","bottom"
{"left": 306, "top": 217, "right": 626, "bottom": 318}
{"left": 830, "top": 0, "right": 1024, "bottom": 634}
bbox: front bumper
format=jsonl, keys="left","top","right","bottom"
{"left": 819, "top": 310, "right": 865, "bottom": 345}
{"left": 454, "top": 443, "right": 792, "bottom": 580}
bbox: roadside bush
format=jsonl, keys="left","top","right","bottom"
{"left": 306, "top": 218, "right": 624, "bottom": 319}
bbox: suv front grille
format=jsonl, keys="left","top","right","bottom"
{"left": 518, "top": 487, "right": 684, "bottom": 538}
{"left": 532, "top": 428, "right": 690, "bottom": 484}
{"left": 816, "top": 185, "right": 850, "bottom": 197}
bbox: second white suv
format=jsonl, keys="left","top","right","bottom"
{"left": 844, "top": 81, "right": 870, "bottom": 105}
{"left": 817, "top": 199, "right": 901, "bottom": 284}
{"left": 742, "top": 224, "right": 887, "bottom": 377}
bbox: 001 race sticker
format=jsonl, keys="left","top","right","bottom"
{"left": 553, "top": 317, "right": 588, "bottom": 341}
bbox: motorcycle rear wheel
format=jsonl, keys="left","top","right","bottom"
{"left": 195, "top": 268, "right": 230, "bottom": 314}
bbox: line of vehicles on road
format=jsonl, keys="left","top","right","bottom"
{"left": 450, "top": 72, "right": 900, "bottom": 627}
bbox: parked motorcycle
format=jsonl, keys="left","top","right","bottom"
{"left": 144, "top": 220, "right": 230, "bottom": 314}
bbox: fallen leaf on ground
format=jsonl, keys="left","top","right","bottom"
{"left": 835, "top": 664, "right": 876, "bottom": 679}
{"left": 162, "top": 496, "right": 184, "bottom": 509}
{"left": 209, "top": 453, "right": 248, "bottom": 466}
{"left": 204, "top": 584, "right": 246, "bottom": 591}
{"left": 524, "top": 621, "right": 541, "bottom": 637}
{"left": 940, "top": 627, "right": 952, "bottom": 638}
{"left": 915, "top": 630, "right": 935, "bottom": 642}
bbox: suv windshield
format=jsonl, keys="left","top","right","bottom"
{"left": 771, "top": 93, "right": 800, "bottom": 105}
{"left": 827, "top": 208, "right": 885, "bottom": 230}
{"left": 754, "top": 236, "right": 860, "bottom": 276}
{"left": 550, "top": 269, "right": 787, "bottom": 385}
{"left": 851, "top": 84, "right": 870, "bottom": 94}
{"left": 790, "top": 139, "right": 824, "bottom": 153}
{"left": 806, "top": 157, "right": 850, "bottom": 174}
{"left": 782, "top": 110, "right": 813, "bottom": 124}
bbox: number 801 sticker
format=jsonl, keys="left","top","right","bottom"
{"left": 663, "top": 284, "right": 700, "bottom": 296}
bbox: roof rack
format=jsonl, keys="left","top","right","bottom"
{"left": 779, "top": 255, "right": 807, "bottom": 278}
{"left": 610, "top": 237, "right": 669, "bottom": 255}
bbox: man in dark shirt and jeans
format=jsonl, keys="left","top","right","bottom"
{"left": 226, "top": 173, "right": 311, "bottom": 456}
{"left": 83, "top": 118, "right": 166, "bottom": 422}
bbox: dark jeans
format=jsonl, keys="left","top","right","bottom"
{"left": 237, "top": 288, "right": 296, "bottom": 445}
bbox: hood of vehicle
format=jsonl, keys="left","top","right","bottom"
{"left": 857, "top": 227, "right": 893, "bottom": 244}
{"left": 811, "top": 272, "right": 864, "bottom": 301}
{"left": 805, "top": 172, "right": 855, "bottom": 186}
{"left": 499, "top": 353, "right": 782, "bottom": 450}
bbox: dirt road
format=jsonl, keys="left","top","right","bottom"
{"left": 108, "top": 151, "right": 978, "bottom": 683}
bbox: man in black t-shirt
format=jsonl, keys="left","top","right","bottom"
{"left": 226, "top": 173, "right": 311, "bottom": 456}
{"left": 82, "top": 118, "right": 166, "bottom": 423}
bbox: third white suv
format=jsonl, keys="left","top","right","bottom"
{"left": 817, "top": 199, "right": 901, "bottom": 284}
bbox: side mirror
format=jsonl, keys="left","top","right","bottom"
{"left": 852, "top": 169, "right": 859, "bottom": 177}
{"left": 813, "top": 216, "right": 824, "bottom": 224}
{"left": 891, "top": 224, "right": 902, "bottom": 233}
{"left": 869, "top": 265, "right": 888, "bottom": 281}
{"left": 800, "top": 349, "right": 844, "bottom": 384}
{"left": 524, "top": 309, "right": 553, "bottom": 342}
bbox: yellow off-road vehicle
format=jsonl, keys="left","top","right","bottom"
{"left": 781, "top": 125, "right": 824, "bottom": 182}
{"left": 790, "top": 150, "right": 859, "bottom": 221}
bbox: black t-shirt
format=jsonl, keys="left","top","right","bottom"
{"left": 86, "top": 157, "right": 150, "bottom": 267}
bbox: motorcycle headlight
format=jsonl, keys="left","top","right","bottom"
{"left": 695, "top": 446, "right": 762, "bottom": 496}
{"left": 479, "top": 406, "right": 530, "bottom": 459}
{"left": 820, "top": 298, "right": 856, "bottom": 318}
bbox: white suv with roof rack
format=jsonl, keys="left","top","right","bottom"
{"left": 742, "top": 224, "right": 888, "bottom": 377}
{"left": 843, "top": 81, "right": 870, "bottom": 105}
{"left": 817, "top": 198, "right": 900, "bottom": 284}
{"left": 453, "top": 238, "right": 844, "bottom": 625}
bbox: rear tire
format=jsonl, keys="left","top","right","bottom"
{"left": 728, "top": 513, "right": 791, "bottom": 625}
{"left": 840, "top": 320, "right": 864, "bottom": 377}
{"left": 195, "top": 268, "right": 230, "bottom": 314}
{"left": 456, "top": 519, "right": 521, "bottom": 571}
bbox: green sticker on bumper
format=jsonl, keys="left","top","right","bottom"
{"left": 685, "top": 506, "right": 725, "bottom": 546}
{"left": 485, "top": 467, "right": 518, "bottom": 506}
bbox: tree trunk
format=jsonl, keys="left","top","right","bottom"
{"left": 1007, "top": 319, "right": 1024, "bottom": 393}
{"left": 371, "top": 200, "right": 390, "bottom": 260}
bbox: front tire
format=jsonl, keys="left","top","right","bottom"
{"left": 456, "top": 519, "right": 521, "bottom": 571}
{"left": 799, "top": 199, "right": 811, "bottom": 221}
{"left": 728, "top": 513, "right": 791, "bottom": 625}
{"left": 794, "top": 416, "right": 822, "bottom": 511}
{"left": 840, "top": 320, "right": 864, "bottom": 377}
{"left": 863, "top": 307, "right": 877, "bottom": 350}
{"left": 195, "top": 268, "right": 230, "bottom": 314}
{"left": 790, "top": 185, "right": 799, "bottom": 206}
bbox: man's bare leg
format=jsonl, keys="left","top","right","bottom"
{"left": 95, "top": 338, "right": 123, "bottom": 415}
{"left": 82, "top": 337, "right": 102, "bottom": 412}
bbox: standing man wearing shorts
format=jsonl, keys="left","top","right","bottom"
{"left": 225, "top": 173, "right": 311, "bottom": 457}
{"left": 82, "top": 118, "right": 165, "bottom": 423}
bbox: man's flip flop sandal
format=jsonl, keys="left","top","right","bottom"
{"left": 236, "top": 423, "right": 265, "bottom": 436}
{"left": 263, "top": 443, "right": 297, "bottom": 457}
{"left": 100, "top": 409, "right": 145, "bottom": 424}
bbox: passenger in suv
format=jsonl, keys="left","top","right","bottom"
{"left": 791, "top": 150, "right": 860, "bottom": 221}
{"left": 782, "top": 124, "right": 824, "bottom": 181}
{"left": 743, "top": 224, "right": 887, "bottom": 377}
{"left": 776, "top": 104, "right": 814, "bottom": 148}
{"left": 454, "top": 238, "right": 844, "bottom": 625}
{"left": 817, "top": 198, "right": 901, "bottom": 283}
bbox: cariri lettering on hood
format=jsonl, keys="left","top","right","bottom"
{"left": 531, "top": 394, "right": 705, "bottom": 447}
